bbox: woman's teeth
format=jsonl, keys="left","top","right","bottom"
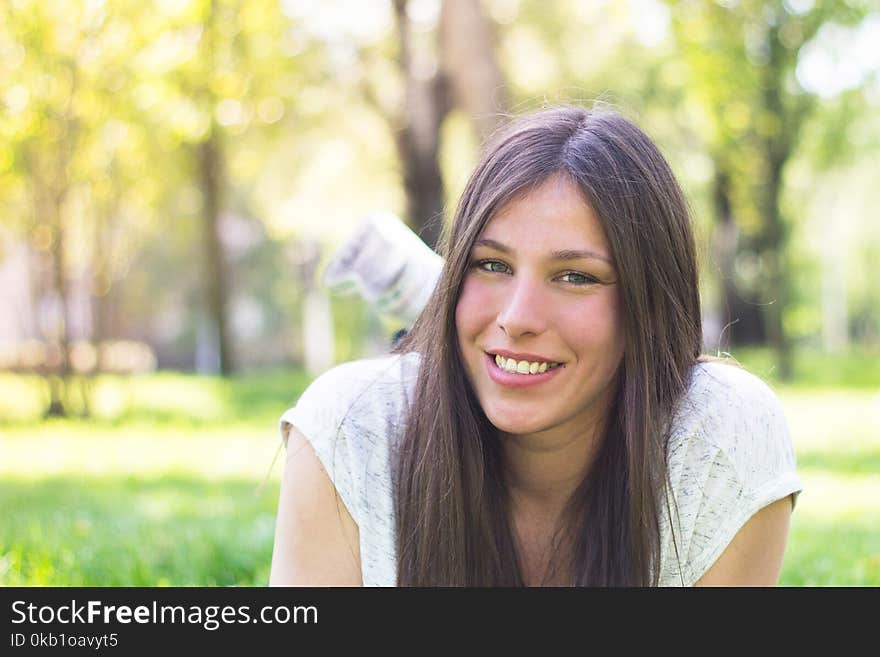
{"left": 494, "top": 354, "right": 561, "bottom": 375}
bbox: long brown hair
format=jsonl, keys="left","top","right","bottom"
{"left": 394, "top": 106, "right": 702, "bottom": 586}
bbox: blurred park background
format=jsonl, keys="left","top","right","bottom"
{"left": 1, "top": 0, "right": 878, "bottom": 586}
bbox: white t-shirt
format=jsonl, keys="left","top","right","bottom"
{"left": 279, "top": 352, "right": 802, "bottom": 586}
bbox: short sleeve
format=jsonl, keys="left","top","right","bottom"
{"left": 661, "top": 362, "right": 803, "bottom": 586}
{"left": 277, "top": 352, "right": 417, "bottom": 557}
{"left": 279, "top": 362, "right": 366, "bottom": 525}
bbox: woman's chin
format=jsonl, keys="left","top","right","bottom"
{"left": 484, "top": 410, "right": 550, "bottom": 437}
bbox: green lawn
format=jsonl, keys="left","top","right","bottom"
{"left": 1, "top": 348, "right": 878, "bottom": 586}
{"left": 0, "top": 369, "right": 308, "bottom": 587}
{"left": 775, "top": 391, "right": 880, "bottom": 585}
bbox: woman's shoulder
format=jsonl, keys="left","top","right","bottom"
{"left": 659, "top": 358, "right": 802, "bottom": 585}
{"left": 673, "top": 358, "right": 788, "bottom": 451}
{"left": 279, "top": 351, "right": 420, "bottom": 448}
{"left": 277, "top": 353, "right": 418, "bottom": 563}
{"left": 667, "top": 357, "right": 799, "bottom": 508}
{"left": 688, "top": 357, "right": 781, "bottom": 405}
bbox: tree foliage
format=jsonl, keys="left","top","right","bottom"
{"left": 0, "top": 0, "right": 877, "bottom": 403}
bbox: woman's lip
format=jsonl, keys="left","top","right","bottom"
{"left": 484, "top": 352, "right": 563, "bottom": 388}
{"left": 488, "top": 349, "right": 561, "bottom": 363}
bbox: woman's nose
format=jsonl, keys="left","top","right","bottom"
{"left": 496, "top": 275, "right": 548, "bottom": 338}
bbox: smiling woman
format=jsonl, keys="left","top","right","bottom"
{"left": 270, "top": 105, "right": 802, "bottom": 587}
{"left": 455, "top": 176, "right": 624, "bottom": 446}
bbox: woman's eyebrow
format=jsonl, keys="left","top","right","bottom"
{"left": 552, "top": 248, "right": 613, "bottom": 264}
{"left": 474, "top": 238, "right": 613, "bottom": 264}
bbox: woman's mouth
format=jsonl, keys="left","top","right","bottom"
{"left": 485, "top": 352, "right": 565, "bottom": 388}
{"left": 492, "top": 353, "right": 562, "bottom": 375}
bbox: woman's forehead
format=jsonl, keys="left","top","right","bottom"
{"left": 476, "top": 176, "right": 611, "bottom": 257}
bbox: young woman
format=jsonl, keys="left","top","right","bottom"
{"left": 270, "top": 106, "right": 802, "bottom": 586}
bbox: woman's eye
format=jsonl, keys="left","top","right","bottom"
{"left": 476, "top": 260, "right": 510, "bottom": 274}
{"left": 559, "top": 272, "right": 596, "bottom": 286}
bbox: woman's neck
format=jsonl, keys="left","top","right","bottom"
{"left": 501, "top": 419, "right": 604, "bottom": 519}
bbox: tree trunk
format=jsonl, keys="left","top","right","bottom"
{"left": 391, "top": 0, "right": 450, "bottom": 251}
{"left": 758, "top": 26, "right": 794, "bottom": 380}
{"left": 389, "top": 0, "right": 508, "bottom": 251}
{"left": 710, "top": 167, "right": 738, "bottom": 352}
{"left": 393, "top": 111, "right": 447, "bottom": 251}
{"left": 45, "top": 203, "right": 71, "bottom": 416}
{"left": 711, "top": 167, "right": 765, "bottom": 349}
{"left": 759, "top": 149, "right": 792, "bottom": 379}
{"left": 198, "top": 130, "right": 235, "bottom": 375}
{"left": 29, "top": 148, "right": 74, "bottom": 417}
{"left": 196, "top": 0, "right": 234, "bottom": 375}
{"left": 439, "top": 0, "right": 509, "bottom": 141}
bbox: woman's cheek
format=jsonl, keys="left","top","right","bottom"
{"left": 456, "top": 276, "right": 496, "bottom": 335}
{"left": 559, "top": 295, "right": 620, "bottom": 346}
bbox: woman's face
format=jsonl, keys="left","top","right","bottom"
{"left": 455, "top": 174, "right": 625, "bottom": 440}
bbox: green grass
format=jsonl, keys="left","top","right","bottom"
{"left": 0, "top": 369, "right": 309, "bottom": 587}
{"left": 0, "top": 348, "right": 878, "bottom": 586}
{"left": 0, "top": 475, "right": 277, "bottom": 586}
{"left": 773, "top": 386, "right": 880, "bottom": 585}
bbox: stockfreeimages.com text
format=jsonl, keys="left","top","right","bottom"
{"left": 11, "top": 599, "right": 317, "bottom": 631}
